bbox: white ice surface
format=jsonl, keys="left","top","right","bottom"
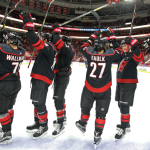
{"left": 1, "top": 63, "right": 150, "bottom": 150}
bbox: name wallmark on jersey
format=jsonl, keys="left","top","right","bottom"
{"left": 6, "top": 55, "right": 25, "bottom": 61}
{"left": 91, "top": 56, "right": 105, "bottom": 62}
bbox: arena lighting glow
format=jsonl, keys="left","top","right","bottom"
{"left": 125, "top": 22, "right": 132, "bottom": 25}
{"left": 0, "top": 14, "right": 150, "bottom": 32}
{"left": 0, "top": 25, "right": 149, "bottom": 39}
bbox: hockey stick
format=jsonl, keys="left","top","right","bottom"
{"left": 60, "top": 3, "right": 113, "bottom": 26}
{"left": 28, "top": 0, "right": 55, "bottom": 68}
{"left": 2, "top": 0, "right": 10, "bottom": 29}
{"left": 0, "top": 0, "right": 22, "bottom": 25}
{"left": 129, "top": 0, "right": 138, "bottom": 36}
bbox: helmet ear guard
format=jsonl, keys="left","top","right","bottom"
{"left": 62, "top": 36, "right": 71, "bottom": 45}
{"left": 94, "top": 37, "right": 108, "bottom": 52}
{"left": 40, "top": 32, "right": 53, "bottom": 43}
{"left": 5, "top": 32, "right": 21, "bottom": 45}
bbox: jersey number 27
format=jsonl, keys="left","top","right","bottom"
{"left": 89, "top": 62, "right": 106, "bottom": 78}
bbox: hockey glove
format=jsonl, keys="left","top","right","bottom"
{"left": 19, "top": 11, "right": 34, "bottom": 30}
{"left": 142, "top": 39, "right": 150, "bottom": 50}
{"left": 89, "top": 30, "right": 102, "bottom": 40}
{"left": 125, "top": 36, "right": 138, "bottom": 49}
{"left": 52, "top": 23, "right": 61, "bottom": 34}
{"left": 107, "top": 27, "right": 116, "bottom": 43}
{"left": 0, "top": 29, "right": 8, "bottom": 43}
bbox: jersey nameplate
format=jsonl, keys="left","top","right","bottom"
{"left": 91, "top": 56, "right": 105, "bottom": 62}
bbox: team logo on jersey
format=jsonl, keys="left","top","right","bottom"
{"left": 118, "top": 57, "right": 129, "bottom": 72}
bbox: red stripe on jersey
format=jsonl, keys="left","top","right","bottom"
{"left": 0, "top": 73, "right": 10, "bottom": 80}
{"left": 121, "top": 114, "right": 130, "bottom": 119}
{"left": 95, "top": 118, "right": 105, "bottom": 125}
{"left": 34, "top": 41, "right": 45, "bottom": 50}
{"left": 81, "top": 42, "right": 91, "bottom": 48}
{"left": 54, "top": 39, "right": 62, "bottom": 47}
{"left": 132, "top": 52, "right": 144, "bottom": 62}
{"left": 53, "top": 69, "right": 59, "bottom": 74}
{"left": 85, "top": 80, "right": 112, "bottom": 93}
{"left": 30, "top": 73, "right": 53, "bottom": 85}
{"left": 117, "top": 78, "right": 138, "bottom": 83}
{"left": 48, "top": 43, "right": 58, "bottom": 52}
{"left": 0, "top": 47, "right": 25, "bottom": 56}
{"left": 115, "top": 47, "right": 123, "bottom": 55}
{"left": 56, "top": 41, "right": 64, "bottom": 50}
{"left": 32, "top": 38, "right": 42, "bottom": 47}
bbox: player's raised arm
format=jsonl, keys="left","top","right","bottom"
{"left": 80, "top": 30, "right": 101, "bottom": 56}
{"left": 125, "top": 36, "right": 144, "bottom": 63}
{"left": 19, "top": 11, "right": 45, "bottom": 51}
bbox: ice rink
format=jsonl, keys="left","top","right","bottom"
{"left": 1, "top": 62, "right": 150, "bottom": 150}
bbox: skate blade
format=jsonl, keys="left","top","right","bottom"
{"left": 26, "top": 129, "right": 38, "bottom": 133}
{"left": 53, "top": 129, "right": 65, "bottom": 138}
{"left": 115, "top": 136, "right": 125, "bottom": 142}
{"left": 53, "top": 121, "right": 67, "bottom": 127}
{"left": 33, "top": 131, "right": 48, "bottom": 140}
{"left": 0, "top": 139, "right": 12, "bottom": 145}
{"left": 94, "top": 144, "right": 97, "bottom": 150}
{"left": 75, "top": 125, "right": 85, "bottom": 136}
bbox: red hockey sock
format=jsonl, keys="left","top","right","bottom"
{"left": 57, "top": 109, "right": 64, "bottom": 124}
{"left": 37, "top": 111, "right": 48, "bottom": 127}
{"left": 0, "top": 113, "right": 11, "bottom": 132}
{"left": 34, "top": 108, "right": 38, "bottom": 122}
{"left": 81, "top": 113, "right": 90, "bottom": 122}
{"left": 121, "top": 114, "right": 130, "bottom": 128}
{"left": 95, "top": 118, "right": 105, "bottom": 134}
{"left": 8, "top": 109, "right": 14, "bottom": 124}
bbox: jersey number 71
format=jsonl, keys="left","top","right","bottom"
{"left": 89, "top": 62, "right": 106, "bottom": 78}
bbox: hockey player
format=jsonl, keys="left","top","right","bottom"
{"left": 52, "top": 31, "right": 75, "bottom": 137}
{"left": 0, "top": 31, "right": 25, "bottom": 144}
{"left": 19, "top": 11, "right": 57, "bottom": 139}
{"left": 75, "top": 29, "right": 123, "bottom": 148}
{"left": 142, "top": 39, "right": 150, "bottom": 54}
{"left": 107, "top": 28, "right": 144, "bottom": 141}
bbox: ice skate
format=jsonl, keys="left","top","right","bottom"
{"left": 26, "top": 121, "right": 40, "bottom": 133}
{"left": 75, "top": 120, "right": 86, "bottom": 136}
{"left": 33, "top": 125, "right": 48, "bottom": 140}
{"left": 52, "top": 123, "right": 65, "bottom": 138}
{"left": 53, "top": 116, "right": 67, "bottom": 127}
{"left": 115, "top": 128, "right": 128, "bottom": 142}
{"left": 0, "top": 131, "right": 12, "bottom": 145}
{"left": 116, "top": 124, "right": 131, "bottom": 132}
{"left": 94, "top": 131, "right": 101, "bottom": 149}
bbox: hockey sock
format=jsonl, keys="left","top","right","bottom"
{"left": 8, "top": 109, "right": 14, "bottom": 124}
{"left": 34, "top": 105, "right": 48, "bottom": 127}
{"left": 37, "top": 110, "right": 48, "bottom": 127}
{"left": 121, "top": 114, "right": 130, "bottom": 128}
{"left": 80, "top": 113, "right": 90, "bottom": 126}
{"left": 0, "top": 113, "right": 11, "bottom": 132}
{"left": 56, "top": 109, "right": 64, "bottom": 124}
{"left": 64, "top": 103, "right": 66, "bottom": 117}
{"left": 95, "top": 118, "right": 105, "bottom": 135}
{"left": 34, "top": 108, "right": 38, "bottom": 122}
